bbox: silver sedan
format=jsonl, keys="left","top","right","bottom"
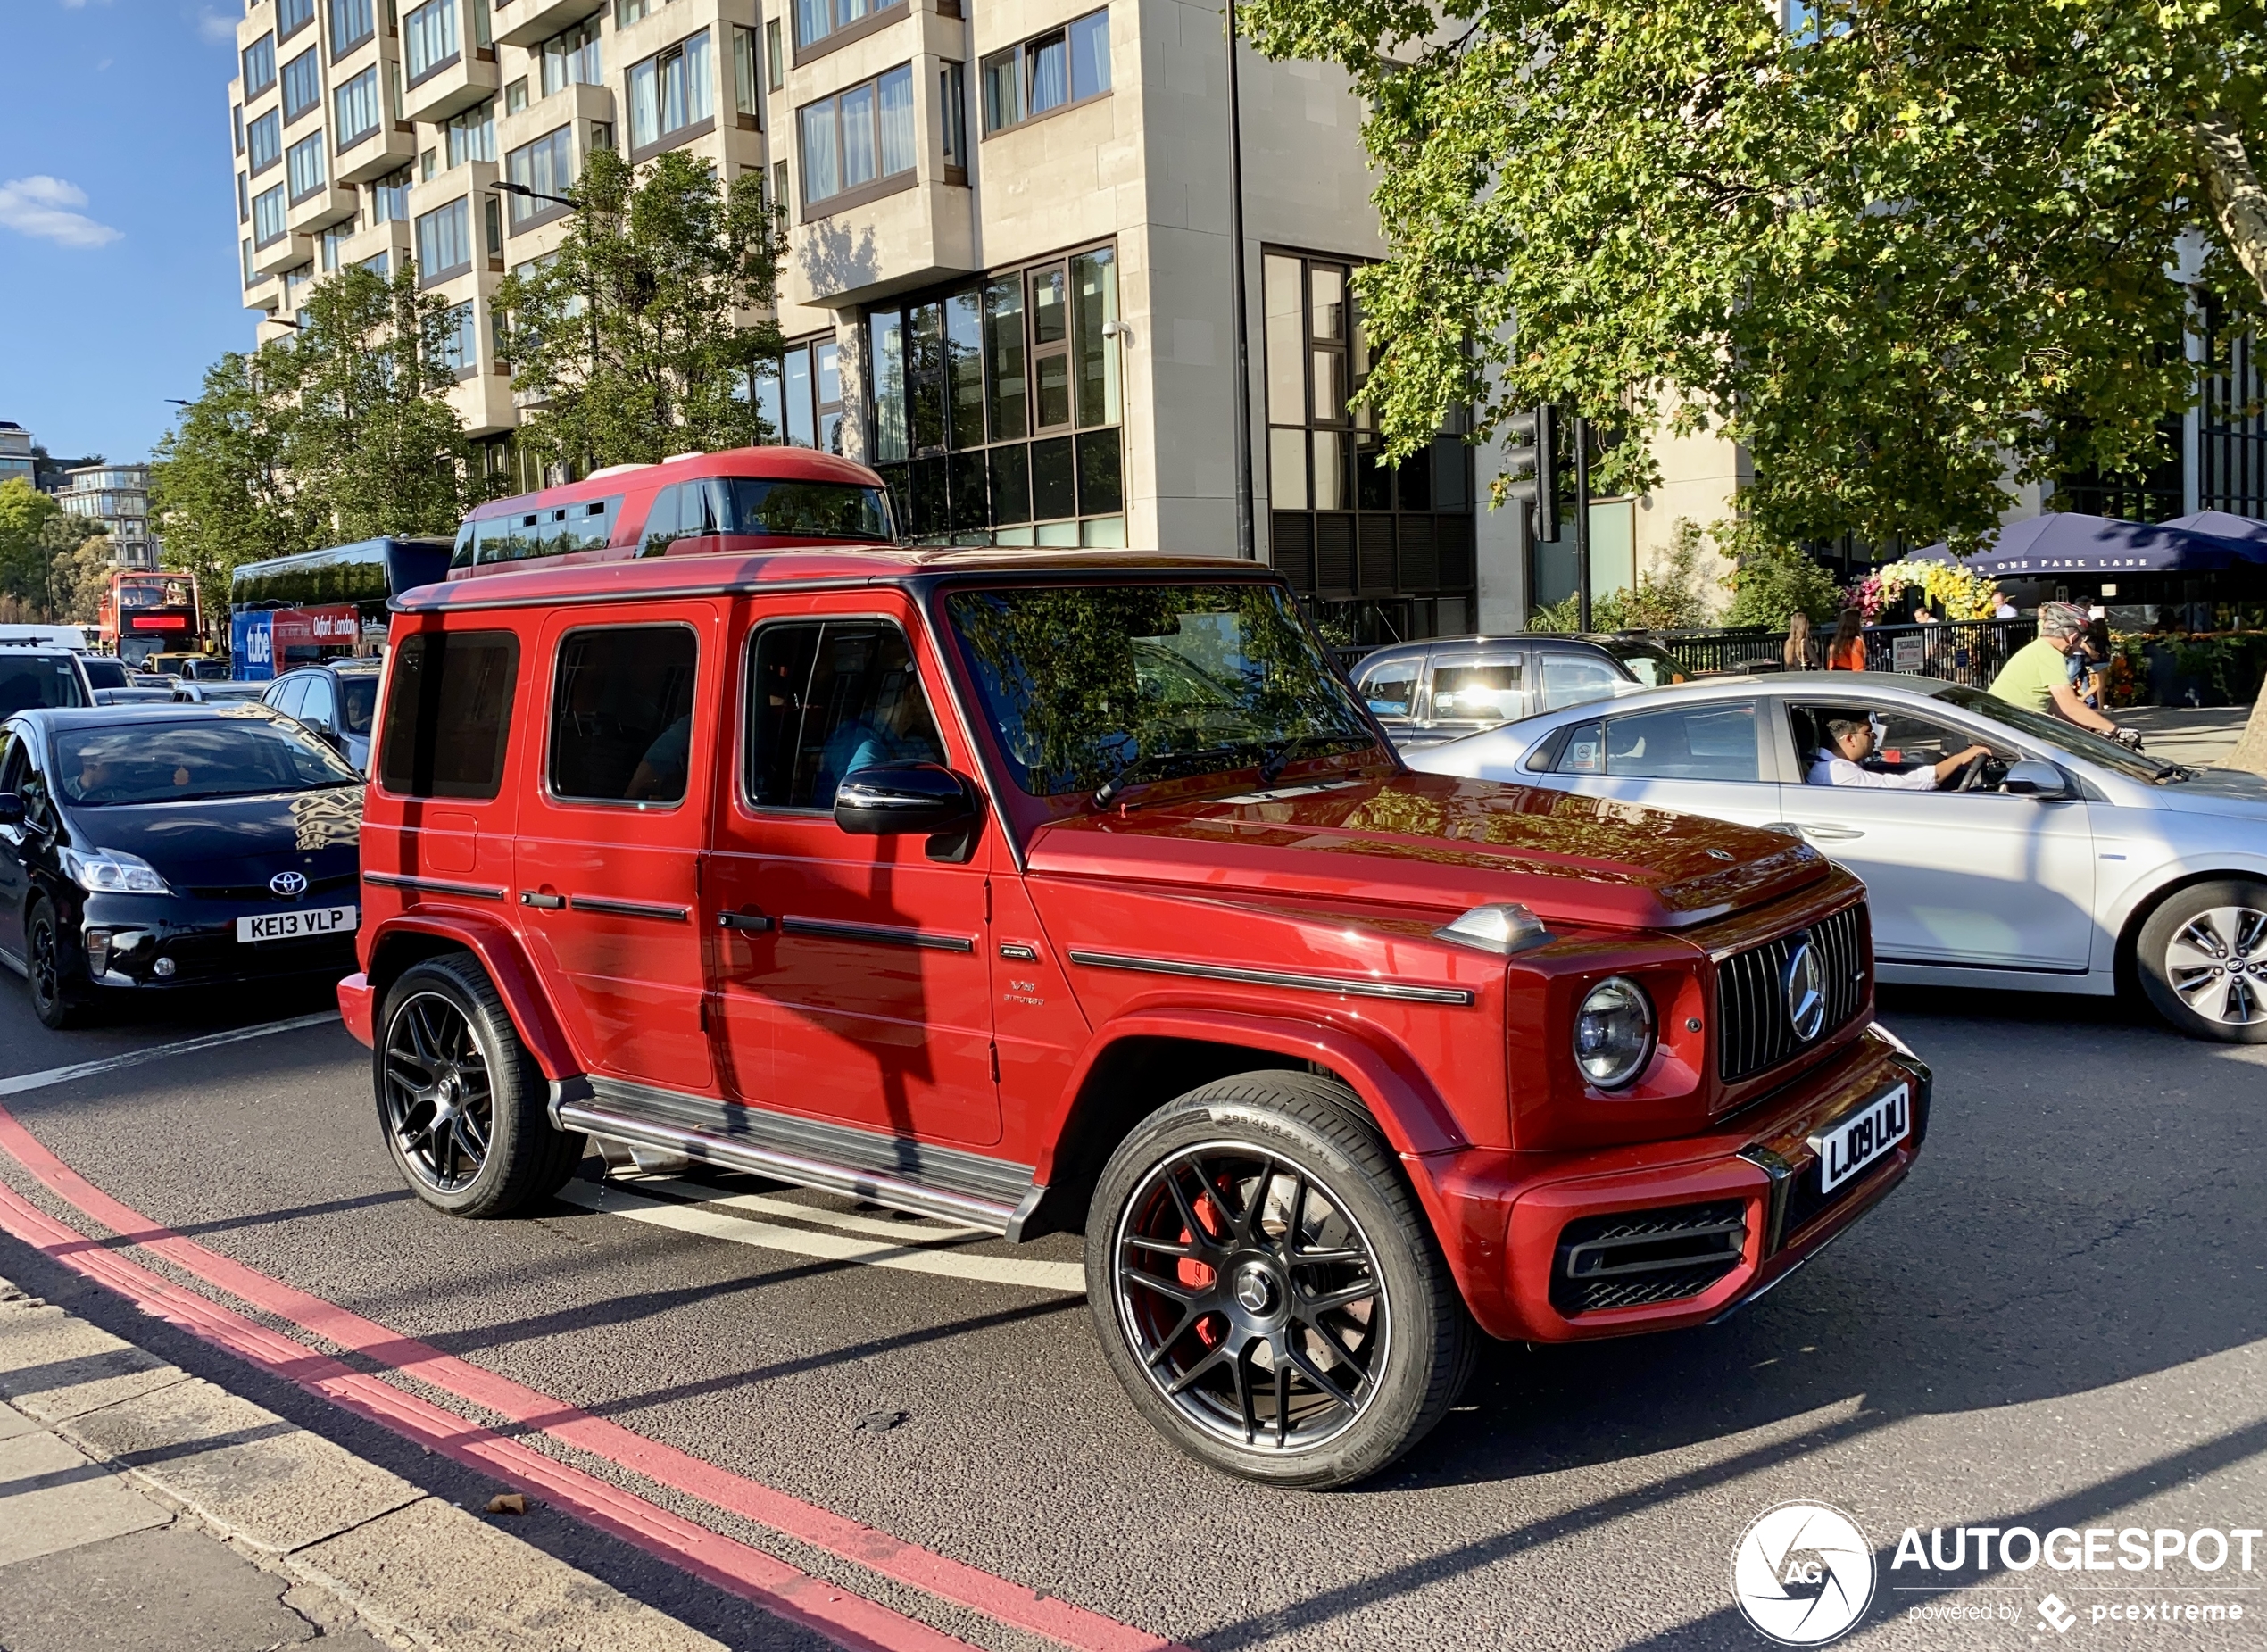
{"left": 1408, "top": 670, "right": 2267, "bottom": 1042}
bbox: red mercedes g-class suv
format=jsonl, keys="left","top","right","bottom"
{"left": 341, "top": 549, "right": 1927, "bottom": 1487}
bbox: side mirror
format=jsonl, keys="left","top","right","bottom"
{"left": 0, "top": 793, "right": 21, "bottom": 827}
{"left": 2002, "top": 758, "right": 2069, "bottom": 799}
{"left": 834, "top": 764, "right": 979, "bottom": 857}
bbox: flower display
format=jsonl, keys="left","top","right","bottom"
{"left": 1850, "top": 560, "right": 2004, "bottom": 622}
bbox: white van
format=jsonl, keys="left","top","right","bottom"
{"left": 0, "top": 624, "right": 91, "bottom": 652}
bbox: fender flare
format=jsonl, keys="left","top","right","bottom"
{"left": 2102, "top": 850, "right": 2267, "bottom": 961}
{"left": 364, "top": 912, "right": 577, "bottom": 1081}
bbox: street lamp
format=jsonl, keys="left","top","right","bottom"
{"left": 490, "top": 180, "right": 578, "bottom": 212}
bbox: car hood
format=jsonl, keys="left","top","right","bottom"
{"left": 1026, "top": 772, "right": 1830, "bottom": 931}
{"left": 2138, "top": 766, "right": 2267, "bottom": 818}
{"left": 67, "top": 787, "right": 363, "bottom": 890}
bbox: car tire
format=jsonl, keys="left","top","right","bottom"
{"left": 2136, "top": 879, "right": 2267, "bottom": 1044}
{"left": 26, "top": 898, "right": 85, "bottom": 1030}
{"left": 376, "top": 955, "right": 586, "bottom": 1216}
{"left": 1084, "top": 1070, "right": 1477, "bottom": 1489}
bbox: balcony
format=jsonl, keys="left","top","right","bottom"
{"left": 252, "top": 228, "right": 316, "bottom": 277}
{"left": 788, "top": 176, "right": 976, "bottom": 311}
{"left": 491, "top": 0, "right": 602, "bottom": 49}
{"left": 287, "top": 178, "right": 359, "bottom": 235}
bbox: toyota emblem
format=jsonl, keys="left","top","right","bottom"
{"left": 1782, "top": 939, "right": 1827, "bottom": 1042}
{"left": 269, "top": 870, "right": 309, "bottom": 898}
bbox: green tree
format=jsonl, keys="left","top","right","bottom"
{"left": 0, "top": 477, "right": 65, "bottom": 613}
{"left": 150, "top": 348, "right": 320, "bottom": 623}
{"left": 498, "top": 146, "right": 788, "bottom": 475}
{"left": 1241, "top": 0, "right": 2267, "bottom": 551}
{"left": 1721, "top": 519, "right": 1847, "bottom": 628}
{"left": 46, "top": 533, "right": 115, "bottom": 626}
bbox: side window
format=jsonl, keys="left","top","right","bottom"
{"left": 378, "top": 630, "right": 520, "bottom": 800}
{"left": 548, "top": 626, "right": 699, "bottom": 805}
{"left": 639, "top": 486, "right": 681, "bottom": 553}
{"left": 1357, "top": 659, "right": 1418, "bottom": 718}
{"left": 1554, "top": 718, "right": 1604, "bottom": 776}
{"left": 641, "top": 484, "right": 718, "bottom": 554}
{"left": 0, "top": 727, "right": 21, "bottom": 796}
{"left": 1596, "top": 702, "right": 1760, "bottom": 782}
{"left": 268, "top": 675, "right": 308, "bottom": 720}
{"left": 1539, "top": 652, "right": 1623, "bottom": 711}
{"left": 1872, "top": 710, "right": 1999, "bottom": 769}
{"left": 746, "top": 620, "right": 945, "bottom": 810}
{"left": 1430, "top": 660, "right": 1524, "bottom": 723}
{"left": 301, "top": 675, "right": 338, "bottom": 730}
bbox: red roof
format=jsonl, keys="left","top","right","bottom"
{"left": 461, "top": 446, "right": 886, "bottom": 521}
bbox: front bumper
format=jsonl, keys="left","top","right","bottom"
{"left": 1429, "top": 1024, "right": 1929, "bottom": 1342}
{"left": 71, "top": 892, "right": 360, "bottom": 993}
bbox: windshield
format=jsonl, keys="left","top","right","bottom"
{"left": 117, "top": 578, "right": 194, "bottom": 610}
{"left": 1598, "top": 638, "right": 1688, "bottom": 688}
{"left": 80, "top": 658, "right": 129, "bottom": 689}
{"left": 945, "top": 583, "right": 1377, "bottom": 798}
{"left": 56, "top": 714, "right": 360, "bottom": 805}
{"left": 725, "top": 477, "right": 893, "bottom": 542}
{"left": 1935, "top": 685, "right": 2169, "bottom": 781}
{"left": 338, "top": 675, "right": 378, "bottom": 735}
{"left": 0, "top": 656, "right": 87, "bottom": 715}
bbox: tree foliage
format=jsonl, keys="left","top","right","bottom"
{"left": 1241, "top": 0, "right": 2267, "bottom": 550}
{"left": 498, "top": 147, "right": 787, "bottom": 475}
{"left": 0, "top": 478, "right": 106, "bottom": 623}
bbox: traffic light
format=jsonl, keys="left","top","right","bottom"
{"left": 1500, "top": 403, "right": 1558, "bottom": 544}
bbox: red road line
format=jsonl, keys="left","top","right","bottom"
{"left": 0, "top": 1180, "right": 970, "bottom": 1652}
{"left": 0, "top": 1101, "right": 1180, "bottom": 1652}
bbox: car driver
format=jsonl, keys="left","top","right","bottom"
{"left": 1808, "top": 715, "right": 1993, "bottom": 790}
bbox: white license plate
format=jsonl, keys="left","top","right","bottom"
{"left": 1810, "top": 1083, "right": 1911, "bottom": 1195}
{"left": 235, "top": 905, "right": 357, "bottom": 943}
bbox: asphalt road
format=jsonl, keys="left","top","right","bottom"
{"left": 0, "top": 972, "right": 2260, "bottom": 1652}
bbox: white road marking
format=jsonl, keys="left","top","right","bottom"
{"left": 0, "top": 1012, "right": 344, "bottom": 1100}
{"left": 553, "top": 1179, "right": 1088, "bottom": 1294}
{"left": 627, "top": 1176, "right": 989, "bottom": 1241}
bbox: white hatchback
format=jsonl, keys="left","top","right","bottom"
{"left": 1408, "top": 670, "right": 2267, "bottom": 1042}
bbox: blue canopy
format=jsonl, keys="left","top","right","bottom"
{"left": 2162, "top": 510, "right": 2267, "bottom": 550}
{"left": 1913, "top": 511, "right": 2265, "bottom": 574}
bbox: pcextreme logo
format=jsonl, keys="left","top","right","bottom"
{"left": 1732, "top": 1502, "right": 1878, "bottom": 1646}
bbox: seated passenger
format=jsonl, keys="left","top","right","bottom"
{"left": 814, "top": 689, "right": 944, "bottom": 802}
{"left": 1806, "top": 716, "right": 1992, "bottom": 790}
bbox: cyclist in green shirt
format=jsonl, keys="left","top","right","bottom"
{"left": 1989, "top": 601, "right": 2141, "bottom": 746}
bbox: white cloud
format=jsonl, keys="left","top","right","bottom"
{"left": 194, "top": 6, "right": 234, "bottom": 40}
{"left": 0, "top": 177, "right": 123, "bottom": 249}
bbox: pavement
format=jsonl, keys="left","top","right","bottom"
{"left": 0, "top": 974, "right": 2261, "bottom": 1651}
{"left": 2120, "top": 704, "right": 2255, "bottom": 768}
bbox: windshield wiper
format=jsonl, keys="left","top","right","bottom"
{"left": 1092, "top": 744, "right": 1173, "bottom": 809}
{"left": 1257, "top": 732, "right": 1373, "bottom": 788}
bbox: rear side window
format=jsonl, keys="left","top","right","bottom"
{"left": 1357, "top": 659, "right": 1418, "bottom": 717}
{"left": 0, "top": 656, "right": 87, "bottom": 714}
{"left": 548, "top": 626, "right": 698, "bottom": 805}
{"left": 1538, "top": 652, "right": 1623, "bottom": 711}
{"left": 746, "top": 621, "right": 944, "bottom": 809}
{"left": 378, "top": 630, "right": 519, "bottom": 799}
{"left": 1431, "top": 661, "right": 1522, "bottom": 722}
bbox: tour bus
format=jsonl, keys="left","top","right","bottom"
{"left": 448, "top": 446, "right": 895, "bottom": 577}
{"left": 228, "top": 536, "right": 452, "bottom": 680}
{"left": 96, "top": 570, "right": 203, "bottom": 667}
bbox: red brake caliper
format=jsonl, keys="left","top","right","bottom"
{"left": 1179, "top": 1178, "right": 1225, "bottom": 1344}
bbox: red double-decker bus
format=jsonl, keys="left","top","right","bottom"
{"left": 97, "top": 570, "right": 203, "bottom": 666}
{"left": 449, "top": 447, "right": 898, "bottom": 578}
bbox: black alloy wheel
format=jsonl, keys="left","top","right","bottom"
{"left": 26, "top": 899, "right": 81, "bottom": 1030}
{"left": 1085, "top": 1072, "right": 1475, "bottom": 1489}
{"left": 375, "top": 955, "right": 585, "bottom": 1217}
{"left": 1114, "top": 1145, "right": 1390, "bottom": 1454}
{"left": 383, "top": 989, "right": 496, "bottom": 1194}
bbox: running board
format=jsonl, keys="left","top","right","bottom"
{"left": 551, "top": 1100, "right": 1026, "bottom": 1235}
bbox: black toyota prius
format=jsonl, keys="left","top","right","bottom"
{"left": 0, "top": 705, "right": 363, "bottom": 1027}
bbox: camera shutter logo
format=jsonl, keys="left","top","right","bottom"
{"left": 1782, "top": 940, "right": 1827, "bottom": 1042}
{"left": 1731, "top": 1501, "right": 1875, "bottom": 1646}
{"left": 270, "top": 870, "right": 308, "bottom": 897}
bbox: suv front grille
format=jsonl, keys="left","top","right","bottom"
{"left": 1716, "top": 903, "right": 1869, "bottom": 1083}
{"left": 1550, "top": 1200, "right": 1748, "bottom": 1316}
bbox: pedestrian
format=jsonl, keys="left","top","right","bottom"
{"left": 1784, "top": 610, "right": 1813, "bottom": 671}
{"left": 1826, "top": 609, "right": 1866, "bottom": 671}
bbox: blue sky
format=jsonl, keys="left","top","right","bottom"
{"left": 0, "top": 0, "right": 252, "bottom": 467}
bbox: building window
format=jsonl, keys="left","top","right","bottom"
{"left": 628, "top": 31, "right": 714, "bottom": 153}
{"left": 540, "top": 14, "right": 602, "bottom": 96}
{"left": 282, "top": 47, "right": 323, "bottom": 122}
{"left": 766, "top": 18, "right": 784, "bottom": 88}
{"left": 504, "top": 127, "right": 576, "bottom": 226}
{"left": 233, "top": 104, "right": 245, "bottom": 154}
{"left": 751, "top": 335, "right": 840, "bottom": 450}
{"left": 2200, "top": 305, "right": 2264, "bottom": 519}
{"left": 793, "top": 0, "right": 907, "bottom": 53}
{"left": 237, "top": 171, "right": 251, "bottom": 222}
{"left": 370, "top": 166, "right": 411, "bottom": 222}
{"left": 438, "top": 302, "right": 478, "bottom": 375}
{"left": 1262, "top": 247, "right": 1474, "bottom": 615}
{"left": 278, "top": 0, "right": 315, "bottom": 41}
{"left": 403, "top": 0, "right": 459, "bottom": 84}
{"left": 940, "top": 61, "right": 967, "bottom": 171}
{"left": 329, "top": 0, "right": 376, "bottom": 56}
{"left": 506, "top": 76, "right": 528, "bottom": 112}
{"left": 320, "top": 222, "right": 353, "bottom": 270}
{"left": 981, "top": 8, "right": 1107, "bottom": 134}
{"left": 361, "top": 250, "right": 390, "bottom": 277}
{"left": 732, "top": 25, "right": 760, "bottom": 121}
{"left": 444, "top": 98, "right": 495, "bottom": 166}
{"left": 798, "top": 64, "right": 913, "bottom": 210}
{"left": 415, "top": 196, "right": 472, "bottom": 280}
{"left": 866, "top": 245, "right": 1123, "bottom": 546}
{"left": 616, "top": 0, "right": 649, "bottom": 24}
{"left": 253, "top": 183, "right": 289, "bottom": 247}
{"left": 243, "top": 33, "right": 277, "bottom": 96}
{"left": 242, "top": 238, "right": 257, "bottom": 286}
{"left": 287, "top": 130, "right": 328, "bottom": 200}
{"left": 287, "top": 258, "right": 315, "bottom": 318}
{"left": 248, "top": 108, "right": 284, "bottom": 174}
{"left": 335, "top": 67, "right": 381, "bottom": 146}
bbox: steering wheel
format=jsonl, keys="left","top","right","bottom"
{"left": 1953, "top": 752, "right": 1993, "bottom": 793}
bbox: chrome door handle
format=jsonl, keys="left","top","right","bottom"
{"left": 1793, "top": 823, "right": 1864, "bottom": 841}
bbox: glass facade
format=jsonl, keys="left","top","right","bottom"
{"left": 867, "top": 245, "right": 1123, "bottom": 545}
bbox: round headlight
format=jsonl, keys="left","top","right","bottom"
{"left": 1574, "top": 976, "right": 1656, "bottom": 1089}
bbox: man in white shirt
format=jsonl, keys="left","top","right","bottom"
{"left": 1807, "top": 715, "right": 1994, "bottom": 790}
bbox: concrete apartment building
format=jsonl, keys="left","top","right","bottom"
{"left": 56, "top": 464, "right": 162, "bottom": 570}
{"left": 226, "top": 0, "right": 1763, "bottom": 635}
